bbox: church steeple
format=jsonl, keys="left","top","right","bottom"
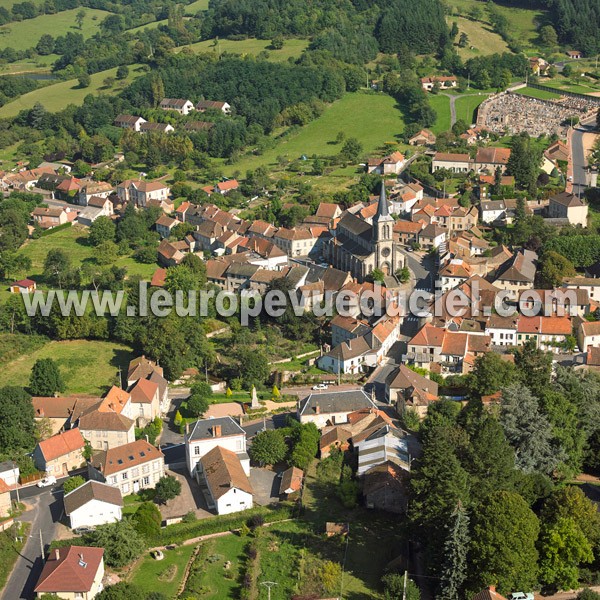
{"left": 373, "top": 181, "right": 393, "bottom": 241}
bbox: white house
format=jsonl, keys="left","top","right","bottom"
{"left": 486, "top": 314, "right": 519, "bottom": 347}
{"left": 64, "top": 481, "right": 123, "bottom": 530}
{"left": 577, "top": 320, "right": 600, "bottom": 352}
{"left": 185, "top": 416, "right": 248, "bottom": 477}
{"left": 159, "top": 98, "right": 194, "bottom": 115}
{"left": 196, "top": 100, "right": 231, "bottom": 114}
{"left": 0, "top": 461, "right": 19, "bottom": 487}
{"left": 197, "top": 446, "right": 253, "bottom": 515}
{"left": 480, "top": 200, "right": 507, "bottom": 224}
{"left": 114, "top": 114, "right": 147, "bottom": 131}
{"left": 297, "top": 390, "right": 378, "bottom": 429}
{"left": 87, "top": 440, "right": 165, "bottom": 496}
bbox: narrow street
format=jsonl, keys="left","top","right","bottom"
{"left": 2, "top": 487, "right": 64, "bottom": 600}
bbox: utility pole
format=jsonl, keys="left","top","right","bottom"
{"left": 13, "top": 461, "right": 19, "bottom": 505}
{"left": 260, "top": 581, "right": 278, "bottom": 600}
{"left": 402, "top": 569, "right": 408, "bottom": 600}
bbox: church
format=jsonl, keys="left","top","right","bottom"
{"left": 325, "top": 183, "right": 403, "bottom": 282}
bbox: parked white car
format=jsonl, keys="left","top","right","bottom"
{"left": 509, "top": 593, "right": 534, "bottom": 600}
{"left": 312, "top": 384, "right": 329, "bottom": 391}
{"left": 37, "top": 475, "right": 57, "bottom": 488}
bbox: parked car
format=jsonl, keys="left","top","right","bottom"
{"left": 509, "top": 593, "right": 534, "bottom": 600}
{"left": 312, "top": 384, "right": 329, "bottom": 391}
{"left": 37, "top": 475, "right": 57, "bottom": 488}
{"left": 73, "top": 526, "right": 95, "bottom": 535}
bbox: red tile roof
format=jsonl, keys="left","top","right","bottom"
{"left": 35, "top": 546, "right": 104, "bottom": 593}
{"left": 37, "top": 428, "right": 85, "bottom": 462}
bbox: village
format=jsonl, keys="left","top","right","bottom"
{"left": 1, "top": 8, "right": 600, "bottom": 597}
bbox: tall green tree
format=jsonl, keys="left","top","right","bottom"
{"left": 86, "top": 520, "right": 145, "bottom": 568}
{"left": 469, "top": 491, "right": 539, "bottom": 595}
{"left": 470, "top": 352, "right": 517, "bottom": 396}
{"left": 500, "top": 384, "right": 561, "bottom": 475}
{"left": 29, "top": 358, "right": 65, "bottom": 397}
{"left": 514, "top": 339, "right": 553, "bottom": 396}
{"left": 249, "top": 430, "right": 287, "bottom": 466}
{"left": 438, "top": 503, "right": 470, "bottom": 600}
{"left": 538, "top": 517, "right": 593, "bottom": 590}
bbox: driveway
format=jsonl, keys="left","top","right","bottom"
{"left": 249, "top": 468, "right": 279, "bottom": 506}
{"left": 160, "top": 468, "right": 212, "bottom": 520}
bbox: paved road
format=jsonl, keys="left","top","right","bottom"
{"left": 2, "top": 487, "right": 64, "bottom": 600}
{"left": 571, "top": 117, "right": 596, "bottom": 197}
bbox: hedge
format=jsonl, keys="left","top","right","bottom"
{"left": 150, "top": 504, "right": 294, "bottom": 546}
{"left": 39, "top": 222, "right": 73, "bottom": 237}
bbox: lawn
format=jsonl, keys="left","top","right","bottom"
{"left": 451, "top": 15, "right": 509, "bottom": 59}
{"left": 222, "top": 92, "right": 406, "bottom": 176}
{"left": 0, "top": 54, "right": 57, "bottom": 76}
{"left": 129, "top": 544, "right": 197, "bottom": 598}
{"left": 430, "top": 94, "right": 451, "bottom": 134}
{"left": 455, "top": 93, "right": 489, "bottom": 125}
{"left": 0, "top": 8, "right": 112, "bottom": 52}
{"left": 184, "top": 0, "right": 210, "bottom": 13}
{"left": 16, "top": 225, "right": 158, "bottom": 282}
{"left": 514, "top": 86, "right": 562, "bottom": 100}
{"left": 0, "top": 333, "right": 47, "bottom": 365}
{"left": 175, "top": 37, "right": 309, "bottom": 63}
{"left": 446, "top": 0, "right": 545, "bottom": 53}
{"left": 0, "top": 64, "right": 146, "bottom": 118}
{"left": 0, "top": 338, "right": 133, "bottom": 395}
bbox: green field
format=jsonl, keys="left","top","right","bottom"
{"left": 223, "top": 92, "right": 405, "bottom": 176}
{"left": 184, "top": 0, "right": 210, "bottom": 13}
{"left": 0, "top": 338, "right": 133, "bottom": 395}
{"left": 430, "top": 94, "right": 452, "bottom": 133}
{"left": 514, "top": 86, "right": 562, "bottom": 100}
{"left": 452, "top": 15, "right": 509, "bottom": 59}
{"left": 0, "top": 54, "right": 57, "bottom": 76}
{"left": 16, "top": 225, "right": 158, "bottom": 282}
{"left": 455, "top": 93, "right": 489, "bottom": 125}
{"left": 0, "top": 64, "right": 146, "bottom": 118}
{"left": 0, "top": 8, "right": 112, "bottom": 51}
{"left": 446, "top": 0, "right": 545, "bottom": 54}
{"left": 176, "top": 38, "right": 309, "bottom": 62}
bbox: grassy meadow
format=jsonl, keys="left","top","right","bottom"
{"left": 455, "top": 93, "right": 489, "bottom": 125}
{"left": 0, "top": 8, "right": 111, "bottom": 51}
{"left": 0, "top": 64, "right": 146, "bottom": 118}
{"left": 0, "top": 338, "right": 133, "bottom": 395}
{"left": 222, "top": 92, "right": 406, "bottom": 176}
{"left": 175, "top": 37, "right": 309, "bottom": 62}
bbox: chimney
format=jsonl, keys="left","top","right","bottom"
{"left": 212, "top": 425, "right": 222, "bottom": 437}
{"left": 489, "top": 586, "right": 496, "bottom": 593}
{"left": 54, "top": 548, "right": 60, "bottom": 560}
{"left": 185, "top": 423, "right": 190, "bottom": 435}
{"left": 315, "top": 406, "right": 320, "bottom": 414}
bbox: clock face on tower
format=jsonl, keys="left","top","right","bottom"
{"left": 381, "top": 247, "right": 391, "bottom": 258}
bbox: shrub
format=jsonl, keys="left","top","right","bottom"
{"left": 133, "top": 502, "right": 162, "bottom": 538}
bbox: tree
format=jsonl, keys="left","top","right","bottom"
{"left": 154, "top": 475, "right": 182, "bottom": 504}
{"left": 290, "top": 422, "right": 320, "bottom": 470}
{"left": 133, "top": 502, "right": 162, "bottom": 538}
{"left": 86, "top": 520, "right": 145, "bottom": 567}
{"left": 96, "top": 241, "right": 119, "bottom": 266}
{"left": 539, "top": 24, "right": 558, "bottom": 46}
{"left": 29, "top": 358, "right": 65, "bottom": 396}
{"left": 63, "top": 476, "right": 85, "bottom": 494}
{"left": 78, "top": 73, "right": 91, "bottom": 89}
{"left": 538, "top": 517, "right": 593, "bottom": 590}
{"left": 539, "top": 251, "right": 575, "bottom": 288}
{"left": 470, "top": 491, "right": 539, "bottom": 595}
{"left": 249, "top": 430, "right": 287, "bottom": 466}
{"left": 36, "top": 34, "right": 55, "bottom": 55}
{"left": 458, "top": 32, "right": 469, "bottom": 48}
{"left": 186, "top": 394, "right": 209, "bottom": 418}
{"left": 340, "top": 137, "right": 363, "bottom": 162}
{"left": 470, "top": 351, "right": 517, "bottom": 396}
{"left": 43, "top": 249, "right": 71, "bottom": 288}
{"left": 578, "top": 590, "right": 600, "bottom": 600}
{"left": 76, "top": 9, "right": 86, "bottom": 29}
{"left": 270, "top": 35, "right": 284, "bottom": 50}
{"left": 541, "top": 486, "right": 600, "bottom": 551}
{"left": 507, "top": 133, "right": 542, "bottom": 195}
{"left": 438, "top": 503, "right": 469, "bottom": 600}
{"left": 563, "top": 64, "right": 573, "bottom": 77}
{"left": 500, "top": 384, "right": 561, "bottom": 475}
{"left": 89, "top": 217, "right": 116, "bottom": 247}
{"left": 320, "top": 560, "right": 342, "bottom": 593}
{"left": 371, "top": 268, "right": 385, "bottom": 283}
{"left": 382, "top": 573, "right": 420, "bottom": 600}
{"left": 116, "top": 65, "right": 129, "bottom": 80}
{"left": 514, "top": 339, "right": 553, "bottom": 396}
{"left": 234, "top": 348, "right": 270, "bottom": 389}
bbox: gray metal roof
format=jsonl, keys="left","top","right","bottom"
{"left": 187, "top": 416, "right": 245, "bottom": 441}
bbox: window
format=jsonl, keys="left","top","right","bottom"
{"left": 142, "top": 465, "right": 149, "bottom": 474}
{"left": 132, "top": 468, "right": 139, "bottom": 477}
{"left": 110, "top": 476, "right": 117, "bottom": 484}
{"left": 143, "top": 476, "right": 150, "bottom": 486}
{"left": 123, "top": 483, "right": 129, "bottom": 493}
{"left": 122, "top": 472, "right": 128, "bottom": 480}
{"left": 194, "top": 446, "right": 200, "bottom": 456}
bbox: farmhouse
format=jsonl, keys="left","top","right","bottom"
{"left": 64, "top": 481, "right": 123, "bottom": 530}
